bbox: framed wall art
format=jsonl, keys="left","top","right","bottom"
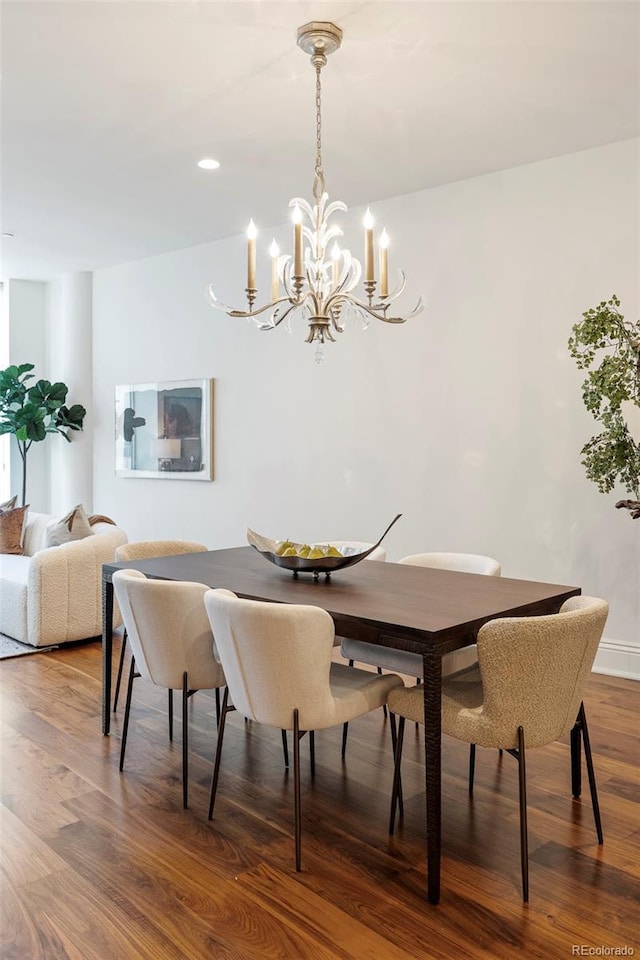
{"left": 115, "top": 379, "right": 213, "bottom": 480}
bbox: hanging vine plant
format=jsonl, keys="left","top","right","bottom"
{"left": 568, "top": 295, "right": 640, "bottom": 518}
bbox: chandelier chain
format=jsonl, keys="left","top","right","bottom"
{"left": 313, "top": 64, "right": 326, "bottom": 200}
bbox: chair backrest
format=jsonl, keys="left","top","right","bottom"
{"left": 115, "top": 539, "right": 207, "bottom": 562}
{"left": 112, "top": 569, "right": 224, "bottom": 690}
{"left": 328, "top": 540, "right": 386, "bottom": 562}
{"left": 204, "top": 588, "right": 337, "bottom": 729}
{"left": 399, "top": 552, "right": 501, "bottom": 576}
{"left": 476, "top": 596, "right": 608, "bottom": 747}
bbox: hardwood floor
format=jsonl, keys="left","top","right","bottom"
{"left": 1, "top": 637, "right": 638, "bottom": 959}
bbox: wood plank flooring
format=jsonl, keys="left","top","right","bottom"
{"left": 1, "top": 637, "right": 638, "bottom": 959}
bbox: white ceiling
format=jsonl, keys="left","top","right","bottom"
{"left": 1, "top": 0, "right": 638, "bottom": 281}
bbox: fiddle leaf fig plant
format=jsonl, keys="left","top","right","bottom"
{"left": 0, "top": 363, "right": 86, "bottom": 506}
{"left": 568, "top": 296, "right": 640, "bottom": 518}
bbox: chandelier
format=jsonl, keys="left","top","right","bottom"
{"left": 207, "top": 21, "right": 423, "bottom": 361}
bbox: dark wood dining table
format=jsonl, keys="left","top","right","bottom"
{"left": 101, "top": 546, "right": 580, "bottom": 904}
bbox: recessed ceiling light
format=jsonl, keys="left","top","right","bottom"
{"left": 197, "top": 158, "right": 220, "bottom": 170}
{"left": 2, "top": 232, "right": 14, "bottom": 238}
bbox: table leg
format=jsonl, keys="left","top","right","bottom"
{"left": 423, "top": 650, "right": 442, "bottom": 904}
{"left": 102, "top": 577, "right": 114, "bottom": 735}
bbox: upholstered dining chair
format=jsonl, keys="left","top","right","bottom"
{"left": 340, "top": 552, "right": 501, "bottom": 755}
{"left": 341, "top": 552, "right": 501, "bottom": 676}
{"left": 112, "top": 569, "right": 226, "bottom": 809}
{"left": 387, "top": 595, "right": 608, "bottom": 901}
{"left": 203, "top": 588, "right": 403, "bottom": 871}
{"left": 113, "top": 540, "right": 208, "bottom": 720}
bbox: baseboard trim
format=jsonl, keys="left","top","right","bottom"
{"left": 593, "top": 638, "right": 640, "bottom": 681}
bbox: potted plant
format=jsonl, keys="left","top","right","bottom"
{"left": 0, "top": 363, "right": 86, "bottom": 506}
{"left": 568, "top": 295, "right": 640, "bottom": 518}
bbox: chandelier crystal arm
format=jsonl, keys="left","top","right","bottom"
{"left": 207, "top": 286, "right": 299, "bottom": 320}
{"left": 327, "top": 292, "right": 423, "bottom": 325}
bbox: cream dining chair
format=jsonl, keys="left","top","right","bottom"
{"left": 387, "top": 595, "right": 608, "bottom": 901}
{"left": 112, "top": 540, "right": 208, "bottom": 725}
{"left": 340, "top": 552, "right": 501, "bottom": 755}
{"left": 112, "top": 569, "right": 226, "bottom": 809}
{"left": 203, "top": 588, "right": 403, "bottom": 871}
{"left": 341, "top": 551, "right": 501, "bottom": 676}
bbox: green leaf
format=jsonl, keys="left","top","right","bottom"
{"left": 55, "top": 404, "right": 86, "bottom": 431}
{"left": 28, "top": 380, "right": 68, "bottom": 411}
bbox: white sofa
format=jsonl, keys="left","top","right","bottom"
{"left": 0, "top": 511, "right": 127, "bottom": 647}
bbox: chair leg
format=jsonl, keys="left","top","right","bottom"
{"left": 570, "top": 719, "right": 582, "bottom": 798}
{"left": 388, "top": 712, "right": 403, "bottom": 817}
{"left": 208, "top": 686, "right": 230, "bottom": 820}
{"left": 182, "top": 672, "right": 189, "bottom": 810}
{"left": 389, "top": 709, "right": 397, "bottom": 750}
{"left": 293, "top": 708, "right": 302, "bottom": 872}
{"left": 215, "top": 687, "right": 221, "bottom": 728}
{"left": 389, "top": 715, "right": 405, "bottom": 835}
{"left": 341, "top": 721, "right": 349, "bottom": 760}
{"left": 119, "top": 656, "right": 136, "bottom": 772}
{"left": 377, "top": 666, "right": 388, "bottom": 718}
{"left": 517, "top": 725, "right": 529, "bottom": 903}
{"left": 578, "top": 703, "right": 603, "bottom": 844}
{"left": 309, "top": 730, "right": 315, "bottom": 777}
{"left": 168, "top": 689, "right": 174, "bottom": 742}
{"left": 113, "top": 629, "right": 127, "bottom": 712}
{"left": 469, "top": 743, "right": 476, "bottom": 796}
{"left": 348, "top": 659, "right": 354, "bottom": 668}
{"left": 281, "top": 729, "right": 289, "bottom": 768}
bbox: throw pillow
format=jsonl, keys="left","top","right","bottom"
{"left": 87, "top": 514, "right": 116, "bottom": 526}
{"left": 46, "top": 503, "right": 94, "bottom": 548}
{"left": 0, "top": 495, "right": 18, "bottom": 512}
{"left": 0, "top": 504, "right": 29, "bottom": 555}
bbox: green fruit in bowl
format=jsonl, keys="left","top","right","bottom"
{"left": 297, "top": 545, "right": 311, "bottom": 558}
{"left": 308, "top": 547, "right": 325, "bottom": 559}
{"left": 326, "top": 546, "right": 342, "bottom": 558}
{"left": 275, "top": 539, "right": 294, "bottom": 556}
{"left": 282, "top": 546, "right": 298, "bottom": 557}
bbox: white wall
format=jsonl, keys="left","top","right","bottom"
{"left": 48, "top": 272, "right": 93, "bottom": 514}
{"left": 92, "top": 139, "right": 639, "bottom": 677}
{"left": 5, "top": 274, "right": 92, "bottom": 513}
{"left": 0, "top": 283, "right": 10, "bottom": 501}
{"left": 7, "top": 279, "right": 48, "bottom": 509}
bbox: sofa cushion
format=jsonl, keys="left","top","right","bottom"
{"left": 46, "top": 503, "right": 93, "bottom": 548}
{"left": 0, "top": 504, "right": 30, "bottom": 555}
{"left": 0, "top": 554, "right": 30, "bottom": 643}
{"left": 22, "top": 513, "right": 55, "bottom": 557}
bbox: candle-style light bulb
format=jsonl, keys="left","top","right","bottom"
{"left": 364, "top": 207, "right": 375, "bottom": 283}
{"left": 247, "top": 219, "right": 257, "bottom": 290}
{"left": 331, "top": 242, "right": 341, "bottom": 289}
{"left": 269, "top": 239, "right": 280, "bottom": 301}
{"left": 292, "top": 205, "right": 303, "bottom": 278}
{"left": 379, "top": 229, "right": 389, "bottom": 298}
